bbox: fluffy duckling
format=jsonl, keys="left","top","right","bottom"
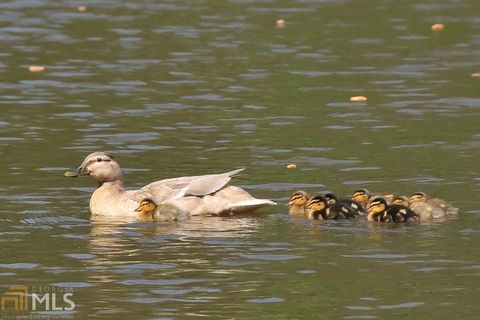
{"left": 135, "top": 198, "right": 182, "bottom": 221}
{"left": 352, "top": 189, "right": 371, "bottom": 210}
{"left": 410, "top": 192, "right": 459, "bottom": 217}
{"left": 135, "top": 198, "right": 158, "bottom": 221}
{"left": 304, "top": 195, "right": 328, "bottom": 220}
{"left": 392, "top": 195, "right": 410, "bottom": 207}
{"left": 367, "top": 197, "right": 420, "bottom": 223}
{"left": 305, "top": 194, "right": 359, "bottom": 220}
{"left": 352, "top": 189, "right": 394, "bottom": 210}
{"left": 287, "top": 191, "right": 309, "bottom": 216}
{"left": 323, "top": 192, "right": 365, "bottom": 216}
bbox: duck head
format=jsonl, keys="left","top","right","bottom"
{"left": 67, "top": 152, "right": 122, "bottom": 183}
{"left": 367, "top": 197, "right": 389, "bottom": 222}
{"left": 287, "top": 191, "right": 309, "bottom": 208}
{"left": 323, "top": 192, "right": 337, "bottom": 205}
{"left": 409, "top": 192, "right": 428, "bottom": 203}
{"left": 392, "top": 195, "right": 410, "bottom": 207}
{"left": 135, "top": 198, "right": 157, "bottom": 215}
{"left": 304, "top": 195, "right": 327, "bottom": 220}
{"left": 352, "top": 188, "right": 370, "bottom": 205}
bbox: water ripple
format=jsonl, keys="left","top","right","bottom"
{"left": 0, "top": 263, "right": 39, "bottom": 269}
{"left": 239, "top": 254, "right": 303, "bottom": 261}
{"left": 378, "top": 302, "right": 425, "bottom": 309}
{"left": 247, "top": 297, "right": 284, "bottom": 303}
{"left": 119, "top": 278, "right": 210, "bottom": 286}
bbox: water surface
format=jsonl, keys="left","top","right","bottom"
{"left": 1, "top": 0, "right": 480, "bottom": 319}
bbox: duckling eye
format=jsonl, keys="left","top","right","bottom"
{"left": 97, "top": 158, "right": 102, "bottom": 162}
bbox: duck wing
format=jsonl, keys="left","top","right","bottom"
{"left": 140, "top": 168, "right": 245, "bottom": 198}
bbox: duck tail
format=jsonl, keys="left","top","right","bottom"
{"left": 230, "top": 199, "right": 277, "bottom": 213}
{"left": 227, "top": 168, "right": 246, "bottom": 177}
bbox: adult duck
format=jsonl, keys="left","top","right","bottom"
{"left": 65, "top": 152, "right": 276, "bottom": 217}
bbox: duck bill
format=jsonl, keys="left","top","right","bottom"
{"left": 76, "top": 165, "right": 90, "bottom": 176}
{"left": 134, "top": 206, "right": 142, "bottom": 212}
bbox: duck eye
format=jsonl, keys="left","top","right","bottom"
{"left": 97, "top": 158, "right": 102, "bottom": 162}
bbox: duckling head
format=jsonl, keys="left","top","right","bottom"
{"left": 409, "top": 192, "right": 428, "bottom": 203}
{"left": 287, "top": 191, "right": 309, "bottom": 208}
{"left": 392, "top": 195, "right": 410, "bottom": 207}
{"left": 305, "top": 195, "right": 327, "bottom": 220}
{"left": 323, "top": 192, "right": 337, "bottom": 206}
{"left": 352, "top": 188, "right": 370, "bottom": 205}
{"left": 75, "top": 152, "right": 122, "bottom": 183}
{"left": 367, "top": 197, "right": 388, "bottom": 221}
{"left": 135, "top": 198, "right": 158, "bottom": 216}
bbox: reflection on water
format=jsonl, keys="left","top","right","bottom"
{"left": 1, "top": 0, "right": 480, "bottom": 318}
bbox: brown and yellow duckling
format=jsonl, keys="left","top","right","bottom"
{"left": 135, "top": 198, "right": 180, "bottom": 222}
{"left": 392, "top": 195, "right": 410, "bottom": 208}
{"left": 410, "top": 192, "right": 459, "bottom": 217}
{"left": 367, "top": 197, "right": 420, "bottom": 223}
{"left": 135, "top": 198, "right": 157, "bottom": 221}
{"left": 304, "top": 195, "right": 328, "bottom": 220}
{"left": 352, "top": 189, "right": 371, "bottom": 210}
{"left": 305, "top": 194, "right": 361, "bottom": 220}
{"left": 393, "top": 194, "right": 455, "bottom": 221}
{"left": 323, "top": 192, "right": 365, "bottom": 217}
{"left": 287, "top": 191, "right": 310, "bottom": 216}
{"left": 352, "top": 189, "right": 394, "bottom": 210}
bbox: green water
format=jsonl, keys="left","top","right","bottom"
{"left": 1, "top": 0, "right": 479, "bottom": 319}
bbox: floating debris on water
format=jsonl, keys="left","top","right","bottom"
{"left": 28, "top": 66, "right": 45, "bottom": 73}
{"left": 286, "top": 163, "right": 297, "bottom": 169}
{"left": 431, "top": 23, "right": 445, "bottom": 31}
{"left": 276, "top": 19, "right": 285, "bottom": 28}
{"left": 350, "top": 96, "right": 367, "bottom": 102}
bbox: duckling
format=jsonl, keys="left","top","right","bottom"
{"left": 394, "top": 194, "right": 447, "bottom": 221}
{"left": 410, "top": 192, "right": 459, "bottom": 217}
{"left": 65, "top": 152, "right": 276, "bottom": 217}
{"left": 367, "top": 197, "right": 420, "bottom": 223}
{"left": 304, "top": 195, "right": 328, "bottom": 220}
{"left": 352, "top": 189, "right": 394, "bottom": 210}
{"left": 287, "top": 191, "right": 309, "bottom": 216}
{"left": 392, "top": 195, "right": 410, "bottom": 208}
{"left": 326, "top": 200, "right": 359, "bottom": 220}
{"left": 306, "top": 194, "right": 359, "bottom": 220}
{"left": 352, "top": 189, "right": 371, "bottom": 210}
{"left": 135, "top": 198, "right": 158, "bottom": 221}
{"left": 135, "top": 198, "right": 181, "bottom": 222}
{"left": 323, "top": 192, "right": 365, "bottom": 216}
